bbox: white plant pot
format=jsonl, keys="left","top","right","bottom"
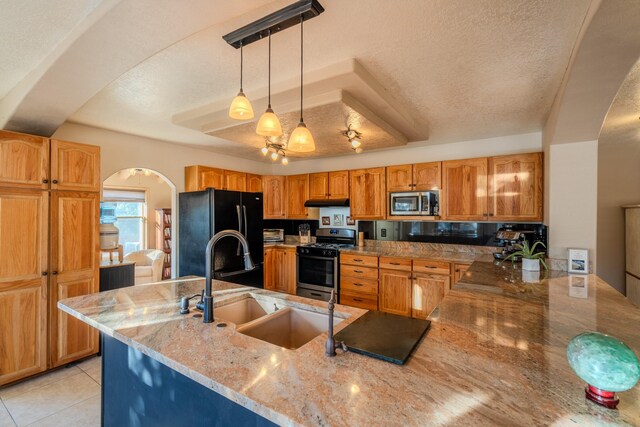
{"left": 522, "top": 270, "right": 541, "bottom": 283}
{"left": 522, "top": 258, "right": 540, "bottom": 272}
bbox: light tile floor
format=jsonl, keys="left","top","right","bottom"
{"left": 0, "top": 357, "right": 101, "bottom": 427}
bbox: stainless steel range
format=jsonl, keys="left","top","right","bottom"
{"left": 296, "top": 228, "right": 356, "bottom": 302}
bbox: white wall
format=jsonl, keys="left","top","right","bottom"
{"left": 52, "top": 122, "right": 272, "bottom": 189}
{"left": 104, "top": 171, "right": 173, "bottom": 251}
{"left": 597, "top": 140, "right": 640, "bottom": 293}
{"left": 546, "top": 140, "right": 598, "bottom": 270}
{"left": 272, "top": 132, "right": 542, "bottom": 175}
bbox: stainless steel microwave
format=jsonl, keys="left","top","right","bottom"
{"left": 390, "top": 191, "right": 439, "bottom": 216}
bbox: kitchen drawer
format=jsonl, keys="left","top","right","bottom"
{"left": 412, "top": 259, "right": 451, "bottom": 276}
{"left": 340, "top": 253, "right": 378, "bottom": 268}
{"left": 341, "top": 264, "right": 379, "bottom": 280}
{"left": 340, "top": 291, "right": 378, "bottom": 310}
{"left": 379, "top": 257, "right": 412, "bottom": 271}
{"left": 341, "top": 276, "right": 379, "bottom": 295}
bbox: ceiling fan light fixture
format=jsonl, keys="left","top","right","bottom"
{"left": 281, "top": 156, "right": 289, "bottom": 165}
{"left": 261, "top": 146, "right": 269, "bottom": 156}
{"left": 354, "top": 147, "right": 363, "bottom": 154}
{"left": 350, "top": 139, "right": 361, "bottom": 149}
{"left": 271, "top": 151, "right": 279, "bottom": 161}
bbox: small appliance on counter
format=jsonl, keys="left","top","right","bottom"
{"left": 263, "top": 228, "right": 284, "bottom": 242}
{"left": 493, "top": 230, "right": 525, "bottom": 261}
{"left": 296, "top": 228, "right": 356, "bottom": 302}
{"left": 390, "top": 191, "right": 439, "bottom": 216}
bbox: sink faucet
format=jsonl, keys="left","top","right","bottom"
{"left": 326, "top": 290, "right": 347, "bottom": 357}
{"left": 203, "top": 230, "right": 255, "bottom": 323}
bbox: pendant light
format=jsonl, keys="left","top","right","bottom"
{"left": 256, "top": 30, "right": 283, "bottom": 137}
{"left": 229, "top": 42, "right": 254, "bottom": 120}
{"left": 287, "top": 15, "right": 315, "bottom": 153}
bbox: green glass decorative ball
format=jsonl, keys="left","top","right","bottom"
{"left": 567, "top": 332, "right": 640, "bottom": 392}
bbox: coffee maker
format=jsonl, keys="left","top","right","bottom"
{"left": 493, "top": 230, "right": 526, "bottom": 261}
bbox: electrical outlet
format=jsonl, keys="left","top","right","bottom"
{"left": 381, "top": 228, "right": 387, "bottom": 237}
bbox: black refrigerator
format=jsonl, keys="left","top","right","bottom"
{"left": 178, "top": 189, "right": 264, "bottom": 288}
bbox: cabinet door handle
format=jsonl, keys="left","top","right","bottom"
{"left": 489, "top": 213, "right": 494, "bottom": 217}
{"left": 42, "top": 179, "right": 49, "bottom": 184}
{"left": 310, "top": 292, "right": 322, "bottom": 298}
{"left": 42, "top": 271, "right": 48, "bottom": 276}
{"left": 425, "top": 266, "right": 437, "bottom": 269}
{"left": 390, "top": 262, "right": 401, "bottom": 265}
{"left": 354, "top": 270, "right": 364, "bottom": 273}
{"left": 52, "top": 271, "right": 58, "bottom": 275}
{"left": 353, "top": 259, "right": 363, "bottom": 262}
{"left": 353, "top": 298, "right": 363, "bottom": 302}
{"left": 354, "top": 283, "right": 364, "bottom": 287}
{"left": 52, "top": 179, "right": 58, "bottom": 184}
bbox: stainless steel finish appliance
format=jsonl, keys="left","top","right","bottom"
{"left": 390, "top": 191, "right": 439, "bottom": 216}
{"left": 263, "top": 228, "right": 284, "bottom": 242}
{"left": 493, "top": 230, "right": 525, "bottom": 261}
{"left": 296, "top": 228, "right": 356, "bottom": 302}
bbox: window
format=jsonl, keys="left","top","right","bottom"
{"left": 102, "top": 188, "right": 147, "bottom": 255}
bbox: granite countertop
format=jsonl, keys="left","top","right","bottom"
{"left": 339, "top": 245, "right": 496, "bottom": 263}
{"left": 58, "top": 268, "right": 640, "bottom": 426}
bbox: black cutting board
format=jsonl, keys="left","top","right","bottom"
{"left": 334, "top": 310, "right": 431, "bottom": 365}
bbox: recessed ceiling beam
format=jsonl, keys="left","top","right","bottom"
{"left": 222, "top": 0, "right": 324, "bottom": 49}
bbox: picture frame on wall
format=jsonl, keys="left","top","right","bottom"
{"left": 346, "top": 216, "right": 356, "bottom": 226}
{"left": 333, "top": 214, "right": 344, "bottom": 226}
{"left": 321, "top": 216, "right": 330, "bottom": 225}
{"left": 568, "top": 248, "right": 589, "bottom": 274}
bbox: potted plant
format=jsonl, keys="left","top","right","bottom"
{"left": 503, "top": 240, "right": 548, "bottom": 272}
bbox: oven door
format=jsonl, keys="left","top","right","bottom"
{"left": 390, "top": 193, "right": 420, "bottom": 215}
{"left": 296, "top": 254, "right": 338, "bottom": 293}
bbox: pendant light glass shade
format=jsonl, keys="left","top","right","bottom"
{"left": 288, "top": 121, "right": 315, "bottom": 152}
{"left": 288, "top": 15, "right": 315, "bottom": 153}
{"left": 229, "top": 44, "right": 253, "bottom": 120}
{"left": 229, "top": 90, "right": 254, "bottom": 120}
{"left": 256, "top": 107, "right": 282, "bottom": 136}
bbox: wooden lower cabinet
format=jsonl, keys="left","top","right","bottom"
{"left": 264, "top": 247, "right": 296, "bottom": 295}
{"left": 412, "top": 273, "right": 450, "bottom": 319}
{"left": 49, "top": 191, "right": 99, "bottom": 367}
{"left": 453, "top": 263, "right": 472, "bottom": 284}
{"left": 0, "top": 189, "right": 49, "bottom": 386}
{"left": 379, "top": 269, "right": 412, "bottom": 317}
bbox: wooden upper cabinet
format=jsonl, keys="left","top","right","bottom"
{"left": 328, "top": 170, "right": 349, "bottom": 199}
{"left": 386, "top": 162, "right": 441, "bottom": 192}
{"left": 412, "top": 273, "right": 450, "bottom": 319}
{"left": 488, "top": 153, "right": 543, "bottom": 221}
{"left": 386, "top": 164, "right": 413, "bottom": 192}
{"left": 379, "top": 269, "right": 412, "bottom": 317}
{"left": 309, "top": 171, "right": 349, "bottom": 199}
{"left": 349, "top": 168, "right": 386, "bottom": 219}
{"left": 50, "top": 140, "right": 100, "bottom": 192}
{"left": 224, "top": 170, "right": 247, "bottom": 192}
{"left": 441, "top": 158, "right": 488, "bottom": 221}
{"left": 413, "top": 162, "right": 441, "bottom": 191}
{"left": 0, "top": 189, "right": 48, "bottom": 386}
{"left": 263, "top": 175, "right": 286, "bottom": 219}
{"left": 247, "top": 173, "right": 263, "bottom": 193}
{"left": 49, "top": 191, "right": 99, "bottom": 367}
{"left": 184, "top": 166, "right": 224, "bottom": 191}
{"left": 0, "top": 130, "right": 49, "bottom": 190}
{"left": 309, "top": 173, "right": 329, "bottom": 199}
{"left": 286, "top": 174, "right": 309, "bottom": 219}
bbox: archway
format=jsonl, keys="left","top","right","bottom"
{"left": 101, "top": 167, "right": 178, "bottom": 280}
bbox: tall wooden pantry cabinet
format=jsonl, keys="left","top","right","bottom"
{"left": 0, "top": 130, "right": 101, "bottom": 385}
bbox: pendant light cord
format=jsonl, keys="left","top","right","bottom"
{"left": 268, "top": 30, "right": 272, "bottom": 108}
{"left": 240, "top": 42, "right": 243, "bottom": 91}
{"left": 300, "top": 15, "right": 304, "bottom": 123}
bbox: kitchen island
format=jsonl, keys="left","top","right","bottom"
{"left": 58, "top": 263, "right": 640, "bottom": 426}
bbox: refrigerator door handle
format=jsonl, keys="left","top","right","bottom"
{"left": 236, "top": 204, "right": 242, "bottom": 256}
{"left": 242, "top": 205, "right": 248, "bottom": 238}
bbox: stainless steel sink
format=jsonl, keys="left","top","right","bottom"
{"left": 236, "top": 306, "right": 343, "bottom": 350}
{"left": 214, "top": 296, "right": 277, "bottom": 325}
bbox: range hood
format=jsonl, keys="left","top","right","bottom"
{"left": 304, "top": 198, "right": 349, "bottom": 208}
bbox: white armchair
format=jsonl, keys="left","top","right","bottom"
{"left": 124, "top": 249, "right": 165, "bottom": 285}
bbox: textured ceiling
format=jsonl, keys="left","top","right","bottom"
{"left": 0, "top": 0, "right": 103, "bottom": 98}
{"left": 1, "top": 0, "right": 593, "bottom": 161}
{"left": 599, "top": 58, "right": 640, "bottom": 145}
{"left": 208, "top": 91, "right": 407, "bottom": 160}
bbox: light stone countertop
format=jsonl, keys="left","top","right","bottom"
{"left": 58, "top": 266, "right": 640, "bottom": 426}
